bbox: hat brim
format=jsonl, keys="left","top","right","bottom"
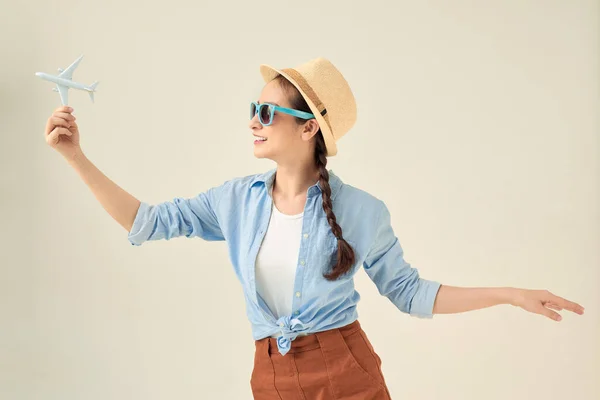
{"left": 259, "top": 64, "right": 337, "bottom": 157}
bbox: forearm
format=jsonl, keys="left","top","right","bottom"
{"left": 67, "top": 150, "right": 141, "bottom": 232}
{"left": 432, "top": 285, "right": 517, "bottom": 314}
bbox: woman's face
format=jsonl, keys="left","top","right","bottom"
{"left": 249, "top": 80, "right": 318, "bottom": 162}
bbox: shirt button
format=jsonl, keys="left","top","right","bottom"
{"left": 300, "top": 260, "right": 305, "bottom": 266}
{"left": 295, "top": 292, "right": 301, "bottom": 298}
{"left": 279, "top": 322, "right": 284, "bottom": 327}
{"left": 303, "top": 233, "right": 309, "bottom": 238}
{"left": 294, "top": 311, "right": 299, "bottom": 315}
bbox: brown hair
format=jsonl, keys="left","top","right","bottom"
{"left": 275, "top": 76, "right": 356, "bottom": 281}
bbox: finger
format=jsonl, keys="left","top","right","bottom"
{"left": 54, "top": 105, "right": 73, "bottom": 114}
{"left": 45, "top": 115, "right": 72, "bottom": 135}
{"left": 545, "top": 302, "right": 563, "bottom": 312}
{"left": 45, "top": 117, "right": 54, "bottom": 136}
{"left": 549, "top": 293, "right": 585, "bottom": 314}
{"left": 538, "top": 305, "right": 562, "bottom": 321}
{"left": 47, "top": 128, "right": 60, "bottom": 146}
{"left": 48, "top": 116, "right": 72, "bottom": 130}
{"left": 53, "top": 111, "right": 76, "bottom": 122}
{"left": 47, "top": 127, "right": 72, "bottom": 146}
{"left": 54, "top": 126, "right": 73, "bottom": 137}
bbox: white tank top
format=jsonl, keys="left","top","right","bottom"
{"left": 255, "top": 197, "right": 304, "bottom": 324}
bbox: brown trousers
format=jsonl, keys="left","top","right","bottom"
{"left": 250, "top": 320, "right": 392, "bottom": 399}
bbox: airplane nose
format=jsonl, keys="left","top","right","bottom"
{"left": 35, "top": 72, "right": 41, "bottom": 77}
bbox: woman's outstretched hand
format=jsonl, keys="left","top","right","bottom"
{"left": 432, "top": 286, "right": 585, "bottom": 320}
{"left": 45, "top": 105, "right": 81, "bottom": 161}
{"left": 511, "top": 289, "right": 585, "bottom": 321}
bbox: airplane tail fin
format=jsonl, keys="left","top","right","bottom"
{"left": 88, "top": 81, "right": 99, "bottom": 103}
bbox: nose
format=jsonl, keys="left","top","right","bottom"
{"left": 248, "top": 113, "right": 262, "bottom": 130}
{"left": 35, "top": 72, "right": 41, "bottom": 77}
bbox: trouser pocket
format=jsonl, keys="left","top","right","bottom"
{"left": 316, "top": 328, "right": 390, "bottom": 399}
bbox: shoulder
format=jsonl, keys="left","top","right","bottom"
{"left": 227, "top": 171, "right": 265, "bottom": 189}
{"left": 333, "top": 180, "right": 388, "bottom": 234}
{"left": 331, "top": 178, "right": 390, "bottom": 255}
{"left": 210, "top": 171, "right": 265, "bottom": 197}
{"left": 336, "top": 180, "right": 385, "bottom": 211}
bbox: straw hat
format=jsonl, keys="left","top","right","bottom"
{"left": 259, "top": 57, "right": 357, "bottom": 157}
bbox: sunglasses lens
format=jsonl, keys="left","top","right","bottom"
{"left": 250, "top": 103, "right": 273, "bottom": 125}
{"left": 260, "top": 104, "right": 272, "bottom": 125}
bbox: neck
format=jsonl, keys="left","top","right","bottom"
{"left": 273, "top": 163, "right": 322, "bottom": 200}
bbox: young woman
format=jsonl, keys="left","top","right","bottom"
{"left": 44, "top": 57, "right": 584, "bottom": 400}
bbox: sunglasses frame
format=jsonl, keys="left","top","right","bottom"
{"left": 251, "top": 101, "right": 315, "bottom": 126}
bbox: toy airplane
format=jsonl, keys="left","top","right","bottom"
{"left": 35, "top": 54, "right": 98, "bottom": 105}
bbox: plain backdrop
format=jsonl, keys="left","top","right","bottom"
{"left": 1, "top": 1, "right": 598, "bottom": 399}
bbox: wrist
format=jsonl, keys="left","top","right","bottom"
{"left": 504, "top": 287, "right": 522, "bottom": 307}
{"left": 66, "top": 148, "right": 85, "bottom": 165}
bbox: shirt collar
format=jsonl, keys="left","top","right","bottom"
{"left": 250, "top": 167, "right": 343, "bottom": 201}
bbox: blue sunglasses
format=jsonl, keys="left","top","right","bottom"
{"left": 250, "top": 101, "right": 315, "bottom": 126}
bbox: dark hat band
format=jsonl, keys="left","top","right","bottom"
{"left": 282, "top": 68, "right": 328, "bottom": 118}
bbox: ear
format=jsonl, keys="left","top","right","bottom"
{"left": 301, "top": 119, "right": 320, "bottom": 141}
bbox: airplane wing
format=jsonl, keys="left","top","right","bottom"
{"left": 56, "top": 84, "right": 69, "bottom": 105}
{"left": 58, "top": 55, "right": 84, "bottom": 81}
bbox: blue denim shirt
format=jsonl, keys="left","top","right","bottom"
{"left": 128, "top": 168, "right": 441, "bottom": 355}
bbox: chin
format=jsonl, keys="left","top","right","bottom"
{"left": 253, "top": 143, "right": 278, "bottom": 161}
{"left": 253, "top": 148, "right": 269, "bottom": 159}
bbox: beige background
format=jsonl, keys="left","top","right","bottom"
{"left": 1, "top": 0, "right": 598, "bottom": 399}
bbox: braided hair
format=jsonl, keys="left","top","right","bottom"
{"left": 275, "top": 76, "right": 356, "bottom": 281}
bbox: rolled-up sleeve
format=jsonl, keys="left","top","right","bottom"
{"left": 127, "top": 182, "right": 227, "bottom": 246}
{"left": 362, "top": 200, "right": 441, "bottom": 318}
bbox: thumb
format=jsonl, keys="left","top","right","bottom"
{"left": 47, "top": 127, "right": 71, "bottom": 147}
